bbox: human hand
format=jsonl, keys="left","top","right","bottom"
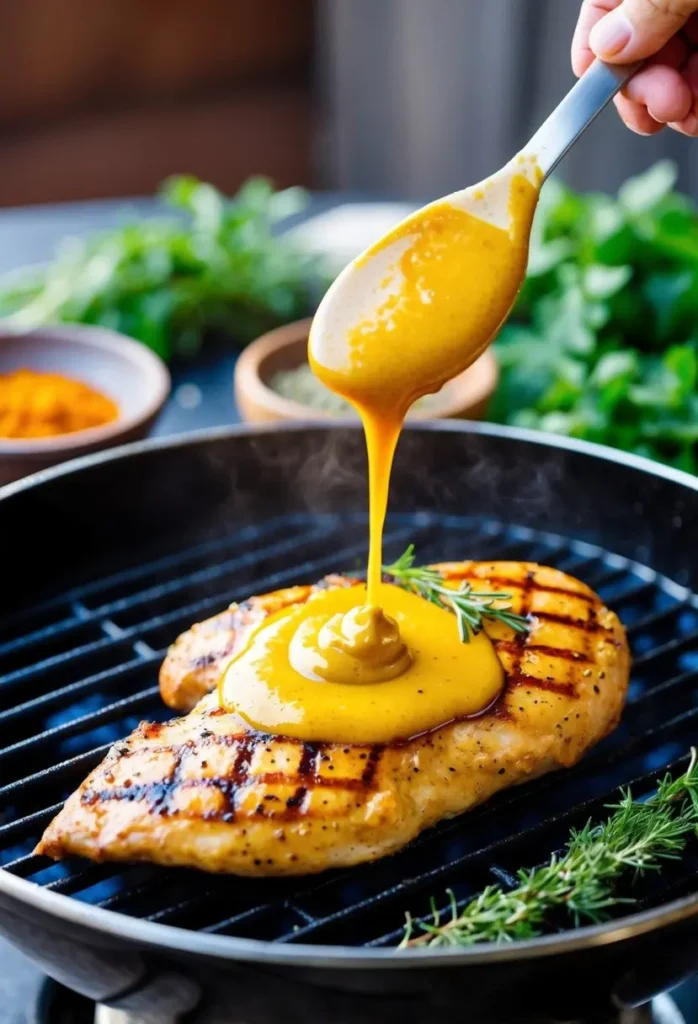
{"left": 572, "top": 0, "right": 698, "bottom": 136}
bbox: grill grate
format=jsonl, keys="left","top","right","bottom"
{"left": 2, "top": 511, "right": 697, "bottom": 947}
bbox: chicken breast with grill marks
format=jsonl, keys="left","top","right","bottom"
{"left": 37, "top": 562, "right": 629, "bottom": 877}
{"left": 159, "top": 574, "right": 353, "bottom": 712}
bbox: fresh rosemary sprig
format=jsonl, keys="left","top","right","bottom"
{"left": 384, "top": 545, "right": 530, "bottom": 643}
{"left": 401, "top": 749, "right": 698, "bottom": 948}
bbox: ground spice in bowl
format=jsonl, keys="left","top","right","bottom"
{"left": 269, "top": 363, "right": 443, "bottom": 417}
{"left": 0, "top": 368, "right": 119, "bottom": 439}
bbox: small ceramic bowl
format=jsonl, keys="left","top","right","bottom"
{"left": 0, "top": 324, "right": 170, "bottom": 486}
{"left": 235, "top": 318, "right": 498, "bottom": 424}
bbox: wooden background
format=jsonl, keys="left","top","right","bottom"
{"left": 319, "top": 0, "right": 698, "bottom": 197}
{"left": 0, "top": 0, "right": 314, "bottom": 206}
{"left": 2, "top": 0, "right": 697, "bottom": 208}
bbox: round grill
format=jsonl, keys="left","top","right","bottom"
{"left": 1, "top": 501, "right": 696, "bottom": 949}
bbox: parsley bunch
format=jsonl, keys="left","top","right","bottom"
{"left": 0, "top": 176, "right": 328, "bottom": 361}
{"left": 491, "top": 161, "right": 698, "bottom": 473}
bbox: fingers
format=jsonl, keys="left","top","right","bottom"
{"left": 572, "top": 2, "right": 698, "bottom": 136}
{"left": 588, "top": 0, "right": 698, "bottom": 63}
{"left": 605, "top": 36, "right": 691, "bottom": 132}
{"left": 669, "top": 50, "right": 698, "bottom": 133}
{"left": 572, "top": 0, "right": 621, "bottom": 76}
{"left": 624, "top": 62, "right": 693, "bottom": 118}
{"left": 613, "top": 93, "right": 665, "bottom": 133}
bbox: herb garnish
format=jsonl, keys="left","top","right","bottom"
{"left": 0, "top": 176, "right": 328, "bottom": 361}
{"left": 384, "top": 545, "right": 529, "bottom": 643}
{"left": 491, "top": 161, "right": 698, "bottom": 474}
{"left": 401, "top": 749, "right": 698, "bottom": 948}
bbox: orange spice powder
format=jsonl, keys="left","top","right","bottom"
{"left": 0, "top": 369, "right": 119, "bottom": 439}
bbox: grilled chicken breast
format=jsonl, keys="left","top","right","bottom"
{"left": 159, "top": 574, "right": 353, "bottom": 712}
{"left": 38, "top": 562, "right": 629, "bottom": 877}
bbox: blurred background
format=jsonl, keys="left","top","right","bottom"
{"left": 1, "top": 0, "right": 697, "bottom": 208}
{"left": 6, "top": 5, "right": 698, "bottom": 1017}
{"left": 0, "top": 0, "right": 698, "bottom": 482}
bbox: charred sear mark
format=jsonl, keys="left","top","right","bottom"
{"left": 495, "top": 640, "right": 592, "bottom": 663}
{"left": 443, "top": 568, "right": 594, "bottom": 603}
{"left": 298, "top": 742, "right": 320, "bottom": 776}
{"left": 490, "top": 700, "right": 515, "bottom": 722}
{"left": 361, "top": 745, "right": 384, "bottom": 785}
{"left": 83, "top": 741, "right": 193, "bottom": 814}
{"left": 507, "top": 670, "right": 577, "bottom": 698}
{"left": 81, "top": 732, "right": 383, "bottom": 824}
{"left": 533, "top": 610, "right": 606, "bottom": 632}
{"left": 286, "top": 787, "right": 307, "bottom": 810}
{"left": 192, "top": 650, "right": 226, "bottom": 668}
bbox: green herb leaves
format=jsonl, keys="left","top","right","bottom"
{"left": 492, "top": 160, "right": 698, "bottom": 472}
{"left": 402, "top": 749, "right": 698, "bottom": 947}
{"left": 0, "top": 177, "right": 329, "bottom": 361}
{"left": 384, "top": 545, "right": 529, "bottom": 643}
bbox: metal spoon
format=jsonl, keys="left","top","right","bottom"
{"left": 310, "top": 59, "right": 639, "bottom": 372}
{"left": 525, "top": 58, "right": 641, "bottom": 179}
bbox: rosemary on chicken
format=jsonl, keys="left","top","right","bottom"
{"left": 401, "top": 749, "right": 698, "bottom": 948}
{"left": 384, "top": 545, "right": 530, "bottom": 643}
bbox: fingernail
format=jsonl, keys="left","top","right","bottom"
{"left": 589, "top": 9, "right": 632, "bottom": 58}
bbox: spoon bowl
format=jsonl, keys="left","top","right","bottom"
{"left": 309, "top": 58, "right": 639, "bottom": 386}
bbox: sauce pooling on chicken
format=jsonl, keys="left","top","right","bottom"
{"left": 219, "top": 582, "right": 504, "bottom": 743}
{"left": 220, "top": 161, "right": 541, "bottom": 743}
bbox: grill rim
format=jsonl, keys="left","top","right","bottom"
{"left": 3, "top": 862, "right": 698, "bottom": 968}
{"left": 2, "top": 416, "right": 698, "bottom": 502}
{"left": 2, "top": 419, "right": 698, "bottom": 968}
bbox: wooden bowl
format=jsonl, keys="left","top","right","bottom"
{"left": 235, "top": 318, "right": 498, "bottom": 424}
{"left": 0, "top": 324, "right": 170, "bottom": 487}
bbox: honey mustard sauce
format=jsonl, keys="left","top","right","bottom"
{"left": 220, "top": 163, "right": 541, "bottom": 743}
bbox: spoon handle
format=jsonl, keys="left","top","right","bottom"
{"left": 522, "top": 59, "right": 641, "bottom": 179}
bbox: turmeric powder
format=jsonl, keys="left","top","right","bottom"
{"left": 0, "top": 369, "right": 119, "bottom": 439}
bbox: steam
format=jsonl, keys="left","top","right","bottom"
{"left": 201, "top": 424, "right": 654, "bottom": 574}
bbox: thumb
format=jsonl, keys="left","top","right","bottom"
{"left": 589, "top": 0, "right": 698, "bottom": 62}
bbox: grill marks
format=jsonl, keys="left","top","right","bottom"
{"left": 496, "top": 640, "right": 592, "bottom": 663}
{"left": 361, "top": 745, "right": 384, "bottom": 786}
{"left": 79, "top": 564, "right": 612, "bottom": 827}
{"left": 81, "top": 730, "right": 385, "bottom": 825}
{"left": 534, "top": 609, "right": 604, "bottom": 632}
{"left": 445, "top": 567, "right": 595, "bottom": 603}
{"left": 285, "top": 742, "right": 318, "bottom": 815}
{"left": 83, "top": 740, "right": 192, "bottom": 815}
{"left": 481, "top": 569, "right": 612, "bottom": 705}
{"left": 494, "top": 568, "right": 536, "bottom": 713}
{"left": 507, "top": 672, "right": 577, "bottom": 698}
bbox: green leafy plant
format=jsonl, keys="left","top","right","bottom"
{"left": 402, "top": 749, "right": 698, "bottom": 947}
{"left": 384, "top": 544, "right": 529, "bottom": 642}
{"left": 491, "top": 161, "right": 698, "bottom": 472}
{"left": 0, "top": 176, "right": 328, "bottom": 361}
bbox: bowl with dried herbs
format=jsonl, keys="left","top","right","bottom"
{"left": 235, "top": 318, "right": 498, "bottom": 424}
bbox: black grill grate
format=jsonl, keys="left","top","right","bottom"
{"left": 2, "top": 511, "right": 698, "bottom": 947}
